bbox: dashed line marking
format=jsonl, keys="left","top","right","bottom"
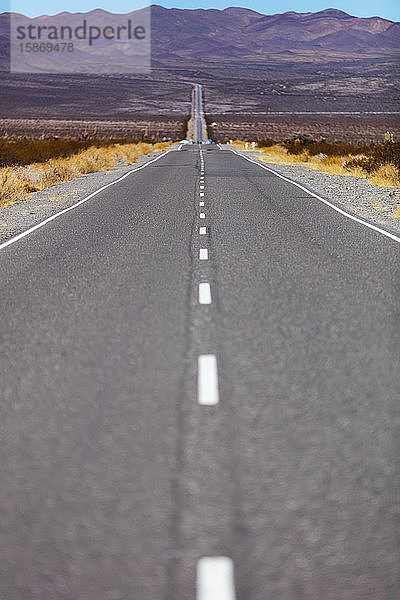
{"left": 200, "top": 192, "right": 205, "bottom": 197}
{"left": 196, "top": 557, "right": 235, "bottom": 599}
{"left": 199, "top": 226, "right": 207, "bottom": 235}
{"left": 197, "top": 356, "right": 219, "bottom": 406}
{"left": 200, "top": 185, "right": 205, "bottom": 189}
{"left": 200, "top": 201, "right": 205, "bottom": 206}
{"left": 200, "top": 213, "right": 206, "bottom": 219}
{"left": 199, "top": 248, "right": 208, "bottom": 260}
{"left": 199, "top": 282, "right": 212, "bottom": 304}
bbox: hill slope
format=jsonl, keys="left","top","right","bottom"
{"left": 150, "top": 5, "right": 399, "bottom": 65}
{"left": 0, "top": 6, "right": 398, "bottom": 72}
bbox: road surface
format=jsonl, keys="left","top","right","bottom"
{"left": 0, "top": 144, "right": 399, "bottom": 600}
{"left": 187, "top": 83, "right": 208, "bottom": 143}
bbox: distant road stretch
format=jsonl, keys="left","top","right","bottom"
{"left": 186, "top": 83, "right": 208, "bottom": 142}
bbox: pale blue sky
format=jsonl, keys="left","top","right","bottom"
{"left": 3, "top": 0, "right": 399, "bottom": 21}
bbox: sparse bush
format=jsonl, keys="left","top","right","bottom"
{"left": 257, "top": 138, "right": 276, "bottom": 148}
{"left": 233, "top": 138, "right": 400, "bottom": 188}
{"left": 281, "top": 139, "right": 400, "bottom": 181}
{"left": 0, "top": 141, "right": 168, "bottom": 208}
{"left": 0, "top": 138, "right": 140, "bottom": 168}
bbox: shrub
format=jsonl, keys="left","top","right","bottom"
{"left": 257, "top": 138, "right": 276, "bottom": 148}
{"left": 0, "top": 141, "right": 168, "bottom": 208}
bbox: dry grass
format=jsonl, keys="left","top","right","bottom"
{"left": 232, "top": 141, "right": 400, "bottom": 188}
{"left": 0, "top": 141, "right": 168, "bottom": 208}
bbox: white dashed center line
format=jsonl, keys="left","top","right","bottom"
{"left": 200, "top": 192, "right": 205, "bottom": 197}
{"left": 199, "top": 226, "right": 207, "bottom": 235}
{"left": 199, "top": 282, "right": 212, "bottom": 304}
{"left": 200, "top": 185, "right": 205, "bottom": 189}
{"left": 197, "top": 557, "right": 235, "bottom": 599}
{"left": 199, "top": 201, "right": 205, "bottom": 206}
{"left": 200, "top": 213, "right": 206, "bottom": 219}
{"left": 197, "top": 355, "right": 219, "bottom": 406}
{"left": 199, "top": 248, "right": 208, "bottom": 260}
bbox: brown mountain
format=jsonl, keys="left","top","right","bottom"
{"left": 150, "top": 5, "right": 399, "bottom": 65}
{"left": 0, "top": 6, "right": 398, "bottom": 72}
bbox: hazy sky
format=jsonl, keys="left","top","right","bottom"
{"left": 3, "top": 0, "right": 399, "bottom": 20}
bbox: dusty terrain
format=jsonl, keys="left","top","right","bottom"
{"left": 1, "top": 62, "right": 398, "bottom": 143}
{"left": 0, "top": 115, "right": 187, "bottom": 142}
{"left": 0, "top": 7, "right": 398, "bottom": 143}
{"left": 207, "top": 114, "right": 400, "bottom": 143}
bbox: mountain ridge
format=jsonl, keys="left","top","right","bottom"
{"left": 149, "top": 4, "right": 399, "bottom": 64}
{"left": 0, "top": 5, "right": 398, "bottom": 72}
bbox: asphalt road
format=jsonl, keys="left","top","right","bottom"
{"left": 0, "top": 145, "right": 399, "bottom": 600}
{"left": 192, "top": 84, "right": 207, "bottom": 143}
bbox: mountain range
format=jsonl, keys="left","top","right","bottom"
{"left": 151, "top": 6, "right": 400, "bottom": 64}
{"left": 0, "top": 6, "right": 399, "bottom": 72}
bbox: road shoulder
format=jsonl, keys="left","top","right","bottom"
{"left": 226, "top": 147, "right": 400, "bottom": 237}
{"left": 0, "top": 150, "right": 167, "bottom": 245}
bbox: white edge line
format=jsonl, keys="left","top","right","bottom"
{"left": 197, "top": 355, "right": 219, "bottom": 406}
{"left": 0, "top": 151, "right": 169, "bottom": 252}
{"left": 230, "top": 149, "right": 400, "bottom": 244}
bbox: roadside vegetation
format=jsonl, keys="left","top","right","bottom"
{"left": 0, "top": 139, "right": 169, "bottom": 208}
{"left": 233, "top": 139, "right": 400, "bottom": 188}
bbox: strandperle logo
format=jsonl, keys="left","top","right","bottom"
{"left": 15, "top": 20, "right": 146, "bottom": 46}
{"left": 9, "top": 5, "right": 151, "bottom": 74}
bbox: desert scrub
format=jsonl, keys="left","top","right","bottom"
{"left": 0, "top": 137, "right": 140, "bottom": 167}
{"left": 233, "top": 140, "right": 400, "bottom": 188}
{"left": 0, "top": 141, "right": 168, "bottom": 208}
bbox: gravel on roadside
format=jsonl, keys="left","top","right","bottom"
{"left": 228, "top": 147, "right": 400, "bottom": 237}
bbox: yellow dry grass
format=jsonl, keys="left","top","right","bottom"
{"left": 232, "top": 141, "right": 400, "bottom": 188}
{"left": 0, "top": 141, "right": 169, "bottom": 208}
{"left": 392, "top": 206, "right": 400, "bottom": 218}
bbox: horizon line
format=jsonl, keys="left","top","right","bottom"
{"left": 1, "top": 5, "right": 397, "bottom": 22}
